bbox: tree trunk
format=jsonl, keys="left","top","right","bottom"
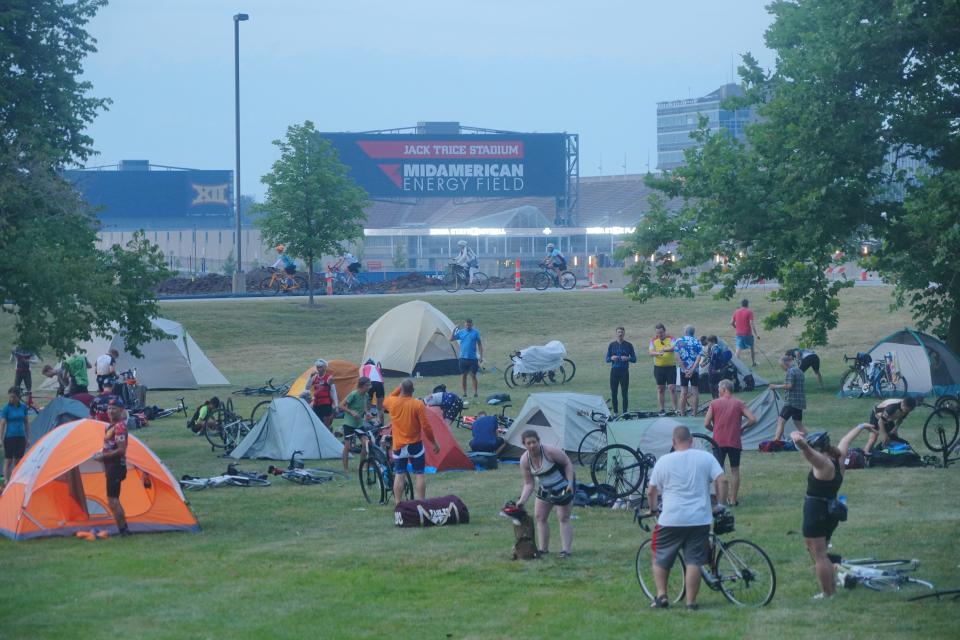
{"left": 307, "top": 252, "right": 315, "bottom": 306}
{"left": 948, "top": 308, "right": 960, "bottom": 355}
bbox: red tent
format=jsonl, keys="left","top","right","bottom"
{"left": 387, "top": 406, "right": 473, "bottom": 472}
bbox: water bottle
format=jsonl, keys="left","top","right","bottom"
{"left": 838, "top": 495, "right": 847, "bottom": 506}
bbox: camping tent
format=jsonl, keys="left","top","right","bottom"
{"left": 867, "top": 328, "right": 960, "bottom": 396}
{"left": 500, "top": 393, "right": 609, "bottom": 457}
{"left": 740, "top": 388, "right": 781, "bottom": 450}
{"left": 362, "top": 301, "right": 460, "bottom": 376}
{"left": 229, "top": 397, "right": 343, "bottom": 460}
{"left": 0, "top": 419, "right": 199, "bottom": 540}
{"left": 287, "top": 360, "right": 360, "bottom": 399}
{"left": 78, "top": 317, "right": 229, "bottom": 390}
{"left": 418, "top": 407, "right": 473, "bottom": 471}
{"left": 28, "top": 397, "right": 89, "bottom": 447}
{"left": 716, "top": 338, "right": 769, "bottom": 389}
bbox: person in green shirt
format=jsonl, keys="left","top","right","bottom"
{"left": 339, "top": 377, "right": 372, "bottom": 472}
{"left": 64, "top": 354, "right": 92, "bottom": 395}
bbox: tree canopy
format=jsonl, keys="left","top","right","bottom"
{"left": 620, "top": 0, "right": 960, "bottom": 350}
{"left": 257, "top": 121, "right": 368, "bottom": 304}
{"left": 0, "top": 0, "right": 170, "bottom": 357}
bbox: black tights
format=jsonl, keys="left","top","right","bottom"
{"left": 610, "top": 368, "right": 629, "bottom": 414}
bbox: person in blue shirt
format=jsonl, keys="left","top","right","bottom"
{"left": 544, "top": 243, "right": 566, "bottom": 278}
{"left": 2, "top": 387, "right": 30, "bottom": 481}
{"left": 674, "top": 325, "right": 704, "bottom": 416}
{"left": 271, "top": 244, "right": 297, "bottom": 288}
{"left": 605, "top": 326, "right": 637, "bottom": 414}
{"left": 450, "top": 318, "right": 484, "bottom": 399}
{"left": 469, "top": 411, "right": 505, "bottom": 453}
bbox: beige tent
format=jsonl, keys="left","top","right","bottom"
{"left": 362, "top": 301, "right": 460, "bottom": 376}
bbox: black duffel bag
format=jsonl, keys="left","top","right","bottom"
{"left": 395, "top": 495, "right": 470, "bottom": 527}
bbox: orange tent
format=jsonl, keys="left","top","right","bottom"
{"left": 0, "top": 419, "right": 199, "bottom": 540}
{"left": 288, "top": 360, "right": 360, "bottom": 400}
{"left": 385, "top": 406, "right": 473, "bottom": 472}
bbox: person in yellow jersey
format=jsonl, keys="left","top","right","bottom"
{"left": 648, "top": 323, "right": 678, "bottom": 415}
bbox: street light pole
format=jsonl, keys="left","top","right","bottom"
{"left": 232, "top": 12, "right": 249, "bottom": 294}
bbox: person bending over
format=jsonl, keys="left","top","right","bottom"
{"left": 516, "top": 430, "right": 576, "bottom": 557}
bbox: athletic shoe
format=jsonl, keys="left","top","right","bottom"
{"left": 812, "top": 592, "right": 834, "bottom": 600}
{"left": 558, "top": 551, "right": 571, "bottom": 558}
{"left": 658, "top": 411, "right": 666, "bottom": 416}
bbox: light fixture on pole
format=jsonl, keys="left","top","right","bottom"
{"left": 232, "top": 12, "right": 249, "bottom": 294}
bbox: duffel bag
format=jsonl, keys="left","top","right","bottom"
{"left": 867, "top": 449, "right": 923, "bottom": 468}
{"left": 759, "top": 439, "right": 785, "bottom": 452}
{"left": 844, "top": 447, "right": 866, "bottom": 470}
{"left": 395, "top": 495, "right": 470, "bottom": 528}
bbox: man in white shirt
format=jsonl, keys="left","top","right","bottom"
{"left": 453, "top": 240, "right": 478, "bottom": 284}
{"left": 646, "top": 426, "right": 724, "bottom": 610}
{"left": 95, "top": 349, "right": 119, "bottom": 392}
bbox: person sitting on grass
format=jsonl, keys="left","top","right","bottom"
{"left": 339, "top": 376, "right": 371, "bottom": 473}
{"left": 468, "top": 411, "right": 505, "bottom": 454}
{"left": 863, "top": 397, "right": 917, "bottom": 453}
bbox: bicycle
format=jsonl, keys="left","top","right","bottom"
{"left": 458, "top": 398, "right": 514, "bottom": 433}
{"left": 259, "top": 267, "right": 308, "bottom": 296}
{"left": 532, "top": 263, "right": 576, "bottom": 291}
{"left": 329, "top": 269, "right": 367, "bottom": 295}
{"left": 837, "top": 558, "right": 935, "bottom": 593}
{"left": 503, "top": 351, "right": 573, "bottom": 387}
{"left": 204, "top": 399, "right": 251, "bottom": 452}
{"left": 14, "top": 385, "right": 47, "bottom": 416}
{"left": 576, "top": 410, "right": 611, "bottom": 467}
{"left": 441, "top": 263, "right": 489, "bottom": 293}
{"left": 922, "top": 406, "right": 960, "bottom": 467}
{"left": 839, "top": 353, "right": 872, "bottom": 397}
{"left": 152, "top": 397, "right": 188, "bottom": 420}
{"left": 179, "top": 465, "right": 270, "bottom": 490}
{"left": 840, "top": 353, "right": 908, "bottom": 398}
{"left": 635, "top": 509, "right": 777, "bottom": 607}
{"left": 354, "top": 423, "right": 414, "bottom": 504}
{"left": 232, "top": 377, "right": 292, "bottom": 397}
{"left": 268, "top": 450, "right": 347, "bottom": 485}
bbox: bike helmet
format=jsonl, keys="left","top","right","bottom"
{"left": 457, "top": 240, "right": 467, "bottom": 246}
{"left": 806, "top": 431, "right": 831, "bottom": 452}
{"left": 276, "top": 244, "right": 285, "bottom": 253}
{"left": 856, "top": 352, "right": 872, "bottom": 367}
{"left": 314, "top": 359, "right": 328, "bottom": 368}
{"left": 546, "top": 242, "right": 555, "bottom": 249}
{"left": 432, "top": 384, "right": 447, "bottom": 394}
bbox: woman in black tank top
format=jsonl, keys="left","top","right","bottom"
{"left": 791, "top": 425, "right": 869, "bottom": 599}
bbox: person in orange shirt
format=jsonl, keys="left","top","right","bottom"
{"left": 384, "top": 379, "right": 440, "bottom": 502}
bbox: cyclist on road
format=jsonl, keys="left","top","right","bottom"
{"left": 333, "top": 250, "right": 362, "bottom": 284}
{"left": 544, "top": 242, "right": 566, "bottom": 278}
{"left": 271, "top": 244, "right": 297, "bottom": 289}
{"left": 453, "top": 240, "right": 479, "bottom": 285}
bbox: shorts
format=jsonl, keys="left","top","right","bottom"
{"left": 780, "top": 405, "right": 803, "bottom": 422}
{"left": 393, "top": 441, "right": 426, "bottom": 475}
{"left": 459, "top": 358, "right": 479, "bottom": 375}
{"left": 283, "top": 265, "right": 296, "bottom": 275}
{"left": 368, "top": 381, "right": 385, "bottom": 401}
{"left": 312, "top": 404, "right": 333, "bottom": 420}
{"left": 652, "top": 524, "right": 711, "bottom": 569}
{"left": 3, "top": 436, "right": 26, "bottom": 459}
{"left": 105, "top": 462, "right": 127, "bottom": 499}
{"left": 718, "top": 446, "right": 742, "bottom": 469}
{"left": 69, "top": 383, "right": 89, "bottom": 396}
{"left": 799, "top": 354, "right": 821, "bottom": 373}
{"left": 678, "top": 370, "right": 700, "bottom": 388}
{"left": 735, "top": 335, "right": 754, "bottom": 349}
{"left": 803, "top": 496, "right": 841, "bottom": 539}
{"left": 347, "top": 262, "right": 360, "bottom": 274}
{"left": 536, "top": 478, "right": 575, "bottom": 506}
{"left": 653, "top": 365, "right": 675, "bottom": 386}
{"left": 342, "top": 425, "right": 359, "bottom": 440}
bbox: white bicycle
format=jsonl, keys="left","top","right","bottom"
{"left": 837, "top": 558, "right": 935, "bottom": 592}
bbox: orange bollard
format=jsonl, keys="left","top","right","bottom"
{"left": 325, "top": 269, "right": 333, "bottom": 296}
{"left": 514, "top": 259, "right": 521, "bottom": 291}
{"left": 860, "top": 269, "right": 867, "bottom": 281}
{"left": 588, "top": 255, "right": 595, "bottom": 286}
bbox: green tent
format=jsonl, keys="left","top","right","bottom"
{"left": 605, "top": 415, "right": 712, "bottom": 460}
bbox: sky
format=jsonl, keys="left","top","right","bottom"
{"left": 80, "top": 0, "right": 777, "bottom": 200}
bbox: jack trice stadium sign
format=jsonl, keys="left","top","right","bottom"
{"left": 320, "top": 133, "right": 568, "bottom": 198}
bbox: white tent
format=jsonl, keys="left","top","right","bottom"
{"left": 362, "top": 300, "right": 460, "bottom": 376}
{"left": 78, "top": 317, "right": 229, "bottom": 390}
{"left": 500, "top": 392, "right": 609, "bottom": 457}
{"left": 230, "top": 397, "right": 343, "bottom": 460}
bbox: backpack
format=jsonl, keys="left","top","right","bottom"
{"left": 843, "top": 447, "right": 866, "bottom": 470}
{"left": 759, "top": 440, "right": 785, "bottom": 452}
{"left": 573, "top": 482, "right": 618, "bottom": 508}
{"left": 743, "top": 374, "right": 755, "bottom": 392}
{"left": 867, "top": 449, "right": 923, "bottom": 468}
{"left": 187, "top": 406, "right": 204, "bottom": 433}
{"left": 395, "top": 495, "right": 470, "bottom": 527}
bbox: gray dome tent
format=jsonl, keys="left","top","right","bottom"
{"left": 229, "top": 397, "right": 343, "bottom": 460}
{"left": 867, "top": 328, "right": 960, "bottom": 397}
{"left": 28, "top": 397, "right": 90, "bottom": 447}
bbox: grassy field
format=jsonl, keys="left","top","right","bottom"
{"left": 1, "top": 287, "right": 958, "bottom": 639}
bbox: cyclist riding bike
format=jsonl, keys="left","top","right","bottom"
{"left": 271, "top": 244, "right": 297, "bottom": 288}
{"left": 332, "top": 250, "right": 361, "bottom": 284}
{"left": 544, "top": 242, "right": 566, "bottom": 278}
{"left": 453, "top": 240, "right": 479, "bottom": 285}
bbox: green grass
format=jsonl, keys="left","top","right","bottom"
{"left": 1, "top": 287, "right": 958, "bottom": 639}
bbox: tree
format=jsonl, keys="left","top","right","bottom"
{"left": 621, "top": 0, "right": 960, "bottom": 349}
{"left": 0, "top": 0, "right": 170, "bottom": 357}
{"left": 257, "top": 121, "right": 368, "bottom": 304}
{"left": 222, "top": 249, "right": 236, "bottom": 277}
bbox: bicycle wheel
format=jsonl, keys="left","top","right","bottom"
{"left": 590, "top": 444, "right": 645, "bottom": 499}
{"left": 250, "top": 399, "right": 271, "bottom": 425}
{"left": 204, "top": 423, "right": 226, "bottom": 449}
{"left": 259, "top": 276, "right": 280, "bottom": 296}
{"left": 504, "top": 364, "right": 516, "bottom": 388}
{"left": 359, "top": 459, "right": 386, "bottom": 504}
{"left": 636, "top": 538, "right": 686, "bottom": 604}
{"left": 577, "top": 428, "right": 607, "bottom": 467}
{"left": 470, "top": 272, "right": 489, "bottom": 292}
{"left": 543, "top": 367, "right": 563, "bottom": 386}
{"left": 862, "top": 576, "right": 935, "bottom": 592}
{"left": 716, "top": 539, "right": 777, "bottom": 606}
{"left": 441, "top": 271, "right": 461, "bottom": 293}
{"left": 304, "top": 467, "right": 347, "bottom": 481}
{"left": 562, "top": 358, "right": 576, "bottom": 383}
{"left": 690, "top": 433, "right": 721, "bottom": 462}
{"left": 180, "top": 478, "right": 209, "bottom": 491}
{"left": 226, "top": 476, "right": 270, "bottom": 487}
{"left": 877, "top": 374, "right": 908, "bottom": 398}
{"left": 839, "top": 369, "right": 866, "bottom": 397}
{"left": 923, "top": 408, "right": 959, "bottom": 453}
{"left": 399, "top": 469, "right": 414, "bottom": 501}
{"left": 559, "top": 271, "right": 577, "bottom": 290}
{"left": 934, "top": 395, "right": 960, "bottom": 413}
{"left": 292, "top": 274, "right": 308, "bottom": 293}
{"left": 532, "top": 272, "right": 550, "bottom": 291}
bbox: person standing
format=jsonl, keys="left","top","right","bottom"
{"left": 10, "top": 347, "right": 37, "bottom": 396}
{"left": 773, "top": 355, "right": 806, "bottom": 441}
{"left": 41, "top": 363, "right": 71, "bottom": 397}
{"left": 93, "top": 400, "right": 131, "bottom": 536}
{"left": 646, "top": 426, "right": 725, "bottom": 610}
{"left": 516, "top": 430, "right": 576, "bottom": 557}
{"left": 339, "top": 376, "right": 371, "bottom": 473}
{"left": 705, "top": 335, "right": 732, "bottom": 398}
{"left": 90, "top": 379, "right": 120, "bottom": 422}
{"left": 793, "top": 427, "right": 868, "bottom": 599}
{"left": 63, "top": 353, "right": 92, "bottom": 396}
{"left": 307, "top": 359, "right": 338, "bottom": 430}
{"left": 731, "top": 299, "right": 759, "bottom": 367}
{"left": 786, "top": 348, "right": 824, "bottom": 388}
{"left": 2, "top": 387, "right": 30, "bottom": 482}
{"left": 648, "top": 323, "right": 678, "bottom": 416}
{"left": 383, "top": 380, "right": 440, "bottom": 502}
{"left": 674, "top": 325, "right": 704, "bottom": 416}
{"left": 360, "top": 359, "right": 385, "bottom": 422}
{"left": 704, "top": 380, "right": 757, "bottom": 506}
{"left": 450, "top": 318, "right": 483, "bottom": 399}
{"left": 95, "top": 348, "right": 119, "bottom": 392}
{"left": 605, "top": 327, "right": 636, "bottom": 414}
